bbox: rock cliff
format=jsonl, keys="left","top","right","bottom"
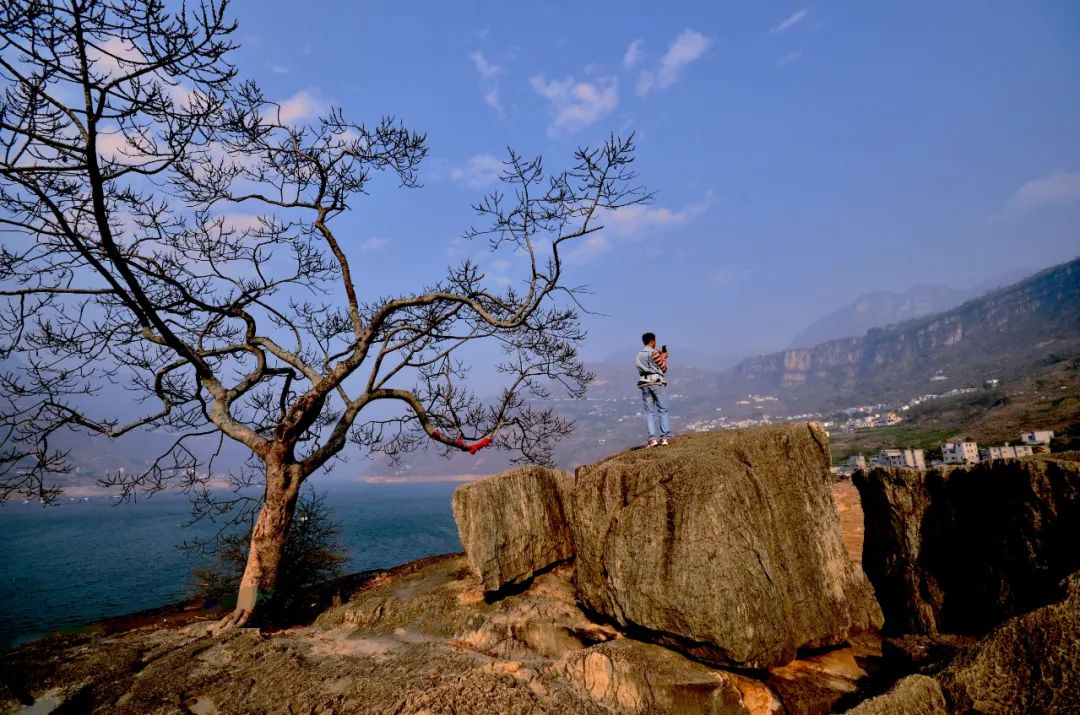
{"left": 571, "top": 424, "right": 882, "bottom": 668}
{"left": 451, "top": 466, "right": 574, "bottom": 593}
{"left": 854, "top": 454, "right": 1080, "bottom": 635}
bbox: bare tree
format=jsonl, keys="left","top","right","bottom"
{"left": 192, "top": 488, "right": 349, "bottom": 626}
{"left": 0, "top": 0, "right": 648, "bottom": 629}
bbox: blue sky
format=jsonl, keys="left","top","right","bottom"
{"left": 229, "top": 1, "right": 1080, "bottom": 361}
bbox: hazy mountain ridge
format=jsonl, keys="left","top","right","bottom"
{"left": 724, "top": 257, "right": 1080, "bottom": 408}
{"left": 787, "top": 268, "right": 1035, "bottom": 348}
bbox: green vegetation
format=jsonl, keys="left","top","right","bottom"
{"left": 829, "top": 359, "right": 1080, "bottom": 461}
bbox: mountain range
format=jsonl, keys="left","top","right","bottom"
{"left": 723, "top": 257, "right": 1079, "bottom": 410}
{"left": 787, "top": 268, "right": 1035, "bottom": 348}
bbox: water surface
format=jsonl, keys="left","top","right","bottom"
{"left": 0, "top": 482, "right": 461, "bottom": 647}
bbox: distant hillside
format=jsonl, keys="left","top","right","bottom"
{"left": 788, "top": 268, "right": 1034, "bottom": 348}
{"left": 723, "top": 257, "right": 1080, "bottom": 410}
{"left": 829, "top": 355, "right": 1080, "bottom": 460}
{"left": 789, "top": 285, "right": 971, "bottom": 348}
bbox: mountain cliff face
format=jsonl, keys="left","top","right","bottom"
{"left": 787, "top": 268, "right": 1035, "bottom": 348}
{"left": 788, "top": 285, "right": 971, "bottom": 348}
{"left": 724, "top": 257, "right": 1080, "bottom": 407}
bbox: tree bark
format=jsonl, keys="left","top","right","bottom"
{"left": 215, "top": 454, "right": 300, "bottom": 632}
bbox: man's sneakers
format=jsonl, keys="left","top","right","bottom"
{"left": 646, "top": 438, "right": 671, "bottom": 448}
{"left": 660, "top": 437, "right": 669, "bottom": 446}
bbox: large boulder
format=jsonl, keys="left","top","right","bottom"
{"left": 936, "top": 571, "right": 1080, "bottom": 714}
{"left": 854, "top": 456, "right": 1080, "bottom": 635}
{"left": 571, "top": 423, "right": 883, "bottom": 668}
{"left": 452, "top": 466, "right": 574, "bottom": 593}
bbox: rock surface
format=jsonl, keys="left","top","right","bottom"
{"left": 452, "top": 466, "right": 574, "bottom": 592}
{"left": 765, "top": 635, "right": 879, "bottom": 715}
{"left": 936, "top": 571, "right": 1080, "bottom": 714}
{"left": 572, "top": 423, "right": 883, "bottom": 668}
{"left": 851, "top": 467, "right": 940, "bottom": 635}
{"left": 843, "top": 675, "right": 948, "bottom": 715}
{"left": 558, "top": 639, "right": 775, "bottom": 715}
{"left": 854, "top": 455, "right": 1080, "bottom": 635}
{"left": 1, "top": 553, "right": 887, "bottom": 715}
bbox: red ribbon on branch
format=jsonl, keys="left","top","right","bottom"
{"left": 428, "top": 429, "right": 493, "bottom": 455}
{"left": 468, "top": 437, "right": 492, "bottom": 455}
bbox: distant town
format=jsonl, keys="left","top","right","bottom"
{"left": 832, "top": 429, "right": 1055, "bottom": 477}
{"left": 680, "top": 381, "right": 995, "bottom": 435}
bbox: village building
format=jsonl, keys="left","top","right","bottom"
{"left": 941, "top": 439, "right": 979, "bottom": 464}
{"left": 980, "top": 444, "right": 1035, "bottom": 460}
{"left": 871, "top": 448, "right": 926, "bottom": 470}
{"left": 874, "top": 412, "right": 903, "bottom": 428}
{"left": 1020, "top": 430, "right": 1055, "bottom": 445}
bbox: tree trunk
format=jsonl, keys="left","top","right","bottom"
{"left": 215, "top": 455, "right": 300, "bottom": 632}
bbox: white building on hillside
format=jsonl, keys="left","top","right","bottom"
{"left": 980, "top": 444, "right": 1034, "bottom": 460}
{"left": 872, "top": 448, "right": 926, "bottom": 470}
{"left": 874, "top": 412, "right": 902, "bottom": 428}
{"left": 941, "top": 440, "right": 979, "bottom": 464}
{"left": 846, "top": 455, "right": 867, "bottom": 471}
{"left": 1020, "top": 430, "right": 1054, "bottom": 446}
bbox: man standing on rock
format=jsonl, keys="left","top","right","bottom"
{"left": 636, "top": 332, "right": 670, "bottom": 447}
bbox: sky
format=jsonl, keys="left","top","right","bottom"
{"left": 226, "top": 0, "right": 1080, "bottom": 363}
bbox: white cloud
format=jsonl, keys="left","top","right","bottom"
{"left": 605, "top": 192, "right": 712, "bottom": 238}
{"left": 219, "top": 214, "right": 264, "bottom": 232}
{"left": 360, "top": 236, "right": 389, "bottom": 251}
{"left": 623, "top": 39, "right": 644, "bottom": 69}
{"left": 777, "top": 50, "right": 803, "bottom": 68}
{"left": 566, "top": 235, "right": 612, "bottom": 265}
{"left": 469, "top": 51, "right": 501, "bottom": 80}
{"left": 88, "top": 37, "right": 144, "bottom": 76}
{"left": 530, "top": 75, "right": 619, "bottom": 135}
{"left": 770, "top": 9, "right": 808, "bottom": 34}
{"left": 268, "top": 63, "right": 289, "bottom": 74}
{"left": 636, "top": 29, "right": 712, "bottom": 97}
{"left": 470, "top": 51, "right": 504, "bottom": 115}
{"left": 712, "top": 268, "right": 736, "bottom": 286}
{"left": 567, "top": 192, "right": 714, "bottom": 264}
{"left": 994, "top": 170, "right": 1080, "bottom": 221}
{"left": 485, "top": 257, "right": 515, "bottom": 285}
{"left": 450, "top": 154, "right": 504, "bottom": 188}
{"left": 95, "top": 130, "right": 138, "bottom": 160}
{"left": 277, "top": 89, "right": 325, "bottom": 124}
{"left": 88, "top": 39, "right": 198, "bottom": 109}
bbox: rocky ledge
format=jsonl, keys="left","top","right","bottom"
{"left": 1, "top": 429, "right": 1078, "bottom": 714}
{"left": 0, "top": 552, "right": 883, "bottom": 715}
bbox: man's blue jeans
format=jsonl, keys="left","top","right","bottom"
{"left": 640, "top": 385, "right": 670, "bottom": 439}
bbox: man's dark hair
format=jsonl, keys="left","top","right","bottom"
{"left": 642, "top": 332, "right": 656, "bottom": 346}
